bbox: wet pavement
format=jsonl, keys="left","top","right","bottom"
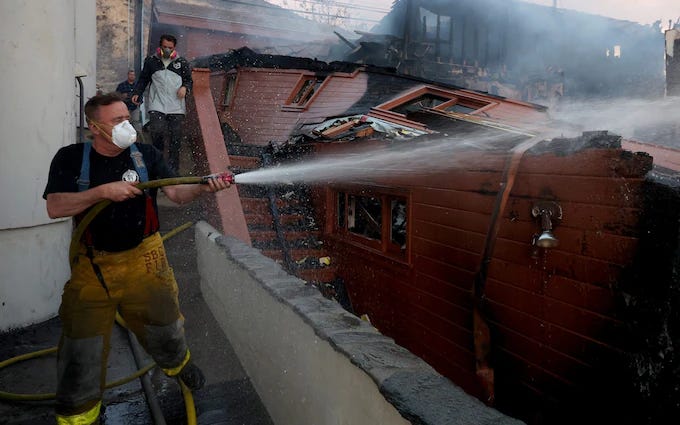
{"left": 0, "top": 195, "right": 274, "bottom": 425}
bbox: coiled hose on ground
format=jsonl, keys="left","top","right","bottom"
{"left": 1, "top": 176, "right": 214, "bottom": 424}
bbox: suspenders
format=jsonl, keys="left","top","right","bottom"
{"left": 78, "top": 142, "right": 149, "bottom": 191}
{"left": 77, "top": 142, "right": 159, "bottom": 237}
{"left": 76, "top": 143, "right": 92, "bottom": 192}
{"left": 77, "top": 143, "right": 154, "bottom": 297}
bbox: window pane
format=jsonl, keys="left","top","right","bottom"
{"left": 392, "top": 94, "right": 450, "bottom": 115}
{"left": 446, "top": 103, "right": 476, "bottom": 114}
{"left": 439, "top": 16, "right": 451, "bottom": 42}
{"left": 337, "top": 192, "right": 346, "bottom": 228}
{"left": 420, "top": 7, "right": 438, "bottom": 41}
{"left": 292, "top": 77, "right": 325, "bottom": 105}
{"left": 223, "top": 75, "right": 236, "bottom": 106}
{"left": 348, "top": 194, "right": 382, "bottom": 240}
{"left": 391, "top": 199, "right": 407, "bottom": 249}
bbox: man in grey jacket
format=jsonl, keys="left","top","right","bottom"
{"left": 132, "top": 34, "right": 192, "bottom": 173}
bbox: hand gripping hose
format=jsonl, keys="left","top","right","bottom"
{"left": 69, "top": 173, "right": 234, "bottom": 265}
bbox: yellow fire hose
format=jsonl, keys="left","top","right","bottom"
{"left": 1, "top": 176, "right": 215, "bottom": 424}
{"left": 69, "top": 177, "right": 205, "bottom": 265}
{"left": 0, "top": 348, "right": 156, "bottom": 402}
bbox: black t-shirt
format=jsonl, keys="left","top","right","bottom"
{"left": 43, "top": 143, "right": 177, "bottom": 252}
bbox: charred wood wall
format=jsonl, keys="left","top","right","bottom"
{"left": 212, "top": 69, "right": 368, "bottom": 146}
{"left": 315, "top": 133, "right": 671, "bottom": 424}
{"left": 370, "top": 0, "right": 664, "bottom": 100}
{"left": 616, "top": 174, "right": 680, "bottom": 425}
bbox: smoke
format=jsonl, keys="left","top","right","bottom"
{"left": 548, "top": 97, "right": 680, "bottom": 144}
{"left": 370, "top": 0, "right": 664, "bottom": 99}
{"left": 523, "top": 0, "right": 680, "bottom": 27}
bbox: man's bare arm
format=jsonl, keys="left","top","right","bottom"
{"left": 162, "top": 178, "right": 230, "bottom": 205}
{"left": 46, "top": 181, "right": 143, "bottom": 218}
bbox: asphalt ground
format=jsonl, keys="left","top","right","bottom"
{"left": 0, "top": 194, "right": 273, "bottom": 425}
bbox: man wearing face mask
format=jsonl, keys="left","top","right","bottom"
{"left": 43, "top": 93, "right": 229, "bottom": 425}
{"left": 132, "top": 34, "right": 191, "bottom": 173}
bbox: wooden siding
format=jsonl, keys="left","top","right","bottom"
{"left": 623, "top": 139, "right": 680, "bottom": 172}
{"left": 203, "top": 59, "right": 670, "bottom": 421}
{"left": 316, "top": 141, "right": 653, "bottom": 418}
{"left": 217, "top": 70, "right": 368, "bottom": 146}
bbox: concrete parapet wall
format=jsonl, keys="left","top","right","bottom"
{"left": 195, "top": 221, "right": 523, "bottom": 425}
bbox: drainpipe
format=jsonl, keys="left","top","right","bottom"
{"left": 76, "top": 75, "right": 85, "bottom": 144}
{"left": 472, "top": 136, "right": 544, "bottom": 406}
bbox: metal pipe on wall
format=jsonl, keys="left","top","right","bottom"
{"left": 76, "top": 76, "right": 84, "bottom": 143}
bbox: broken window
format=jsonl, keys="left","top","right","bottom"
{"left": 419, "top": 8, "right": 452, "bottom": 58}
{"left": 421, "top": 8, "right": 439, "bottom": 42}
{"left": 445, "top": 103, "right": 477, "bottom": 114}
{"left": 348, "top": 194, "right": 382, "bottom": 241}
{"left": 391, "top": 199, "right": 407, "bottom": 250}
{"left": 376, "top": 86, "right": 496, "bottom": 125}
{"left": 287, "top": 75, "right": 326, "bottom": 107}
{"left": 337, "top": 191, "right": 346, "bottom": 229}
{"left": 335, "top": 191, "right": 408, "bottom": 259}
{"left": 222, "top": 74, "right": 237, "bottom": 107}
{"left": 606, "top": 45, "right": 622, "bottom": 58}
{"left": 391, "top": 94, "right": 450, "bottom": 115}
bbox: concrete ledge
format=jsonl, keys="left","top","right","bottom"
{"left": 195, "top": 221, "right": 523, "bottom": 425}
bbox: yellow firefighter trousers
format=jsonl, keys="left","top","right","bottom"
{"left": 55, "top": 232, "right": 190, "bottom": 424}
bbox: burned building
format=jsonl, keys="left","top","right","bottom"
{"left": 343, "top": 0, "right": 665, "bottom": 105}
{"left": 667, "top": 24, "right": 680, "bottom": 96}
{"left": 147, "top": 0, "right": 349, "bottom": 60}
{"left": 95, "top": 0, "right": 350, "bottom": 92}
{"left": 187, "top": 47, "right": 680, "bottom": 424}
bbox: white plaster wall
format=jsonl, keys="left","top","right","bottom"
{"left": 0, "top": 222, "right": 72, "bottom": 329}
{"left": 0, "top": 1, "right": 96, "bottom": 330}
{"left": 196, "top": 222, "right": 412, "bottom": 425}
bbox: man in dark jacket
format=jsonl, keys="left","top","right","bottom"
{"left": 132, "top": 34, "right": 192, "bottom": 173}
{"left": 115, "top": 70, "right": 140, "bottom": 129}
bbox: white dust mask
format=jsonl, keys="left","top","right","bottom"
{"left": 111, "top": 120, "right": 137, "bottom": 149}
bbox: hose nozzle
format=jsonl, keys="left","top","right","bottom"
{"left": 201, "top": 171, "right": 235, "bottom": 185}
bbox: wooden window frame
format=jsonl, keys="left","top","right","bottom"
{"left": 281, "top": 73, "right": 329, "bottom": 111}
{"left": 330, "top": 187, "right": 411, "bottom": 263}
{"left": 370, "top": 85, "right": 499, "bottom": 128}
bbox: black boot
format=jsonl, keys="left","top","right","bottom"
{"left": 178, "top": 361, "right": 205, "bottom": 391}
